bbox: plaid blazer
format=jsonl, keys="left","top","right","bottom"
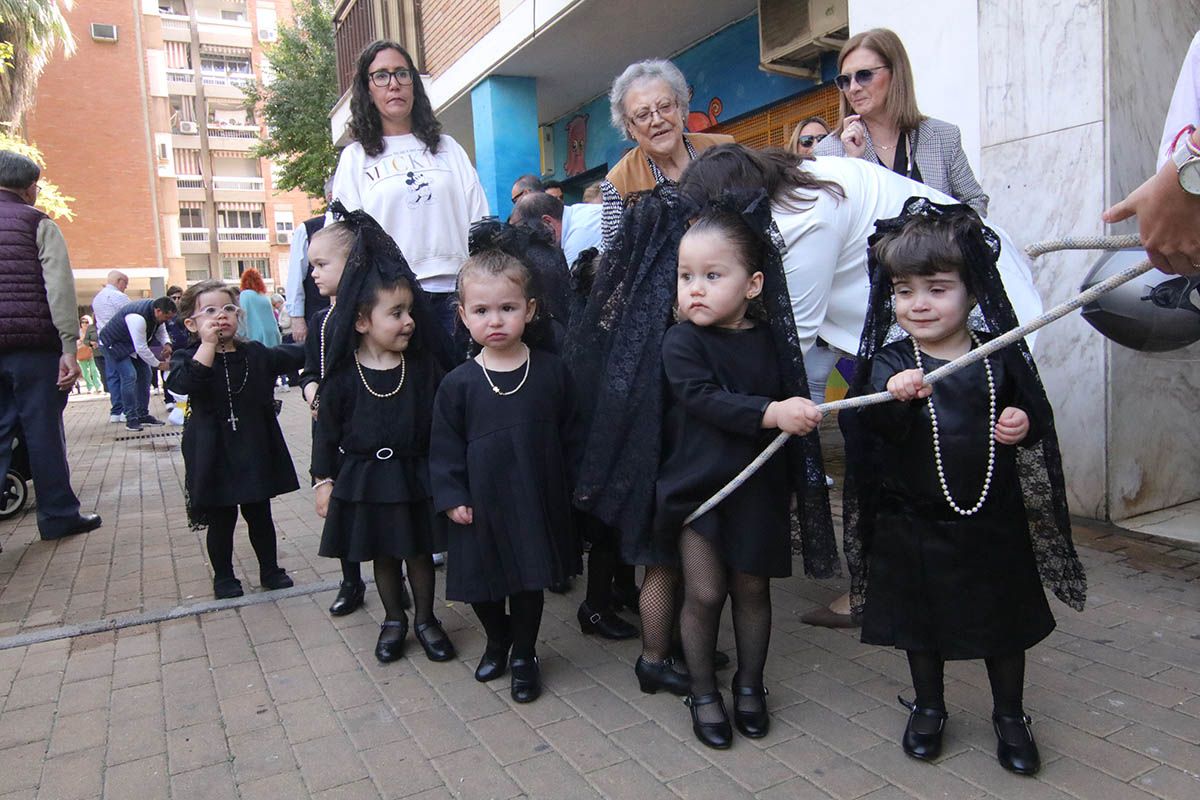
{"left": 814, "top": 117, "right": 989, "bottom": 217}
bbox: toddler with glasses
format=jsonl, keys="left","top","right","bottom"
{"left": 165, "top": 280, "right": 306, "bottom": 599}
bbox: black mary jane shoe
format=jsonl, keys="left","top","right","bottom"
{"left": 509, "top": 656, "right": 542, "bottom": 703}
{"left": 260, "top": 568, "right": 294, "bottom": 591}
{"left": 577, "top": 602, "right": 638, "bottom": 640}
{"left": 731, "top": 683, "right": 770, "bottom": 738}
{"left": 213, "top": 577, "right": 244, "bottom": 600}
{"left": 414, "top": 618, "right": 457, "bottom": 662}
{"left": 686, "top": 691, "right": 733, "bottom": 750}
{"left": 475, "top": 638, "right": 512, "bottom": 683}
{"left": 993, "top": 713, "right": 1040, "bottom": 775}
{"left": 375, "top": 618, "right": 407, "bottom": 663}
{"left": 899, "top": 696, "right": 947, "bottom": 761}
{"left": 329, "top": 580, "right": 366, "bottom": 616}
{"left": 635, "top": 655, "right": 691, "bottom": 696}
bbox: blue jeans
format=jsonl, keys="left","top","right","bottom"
{"left": 114, "top": 356, "right": 151, "bottom": 422}
{"left": 101, "top": 348, "right": 124, "bottom": 415}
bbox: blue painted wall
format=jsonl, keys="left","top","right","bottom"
{"left": 471, "top": 76, "right": 540, "bottom": 221}
{"left": 547, "top": 14, "right": 837, "bottom": 184}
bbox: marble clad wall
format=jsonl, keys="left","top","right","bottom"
{"left": 978, "top": 0, "right": 1108, "bottom": 517}
{"left": 1105, "top": 0, "right": 1200, "bottom": 519}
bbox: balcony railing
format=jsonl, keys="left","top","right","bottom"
{"left": 180, "top": 227, "right": 209, "bottom": 242}
{"left": 160, "top": 13, "right": 189, "bottom": 31}
{"left": 217, "top": 228, "right": 269, "bottom": 242}
{"left": 176, "top": 175, "right": 205, "bottom": 190}
{"left": 167, "top": 68, "right": 195, "bottom": 83}
{"left": 212, "top": 176, "right": 264, "bottom": 191}
{"left": 201, "top": 70, "right": 254, "bottom": 88}
{"left": 207, "top": 123, "right": 258, "bottom": 140}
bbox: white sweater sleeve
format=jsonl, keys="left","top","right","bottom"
{"left": 328, "top": 144, "right": 364, "bottom": 222}
{"left": 446, "top": 136, "right": 490, "bottom": 223}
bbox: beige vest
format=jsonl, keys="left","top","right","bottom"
{"left": 605, "top": 132, "right": 735, "bottom": 199}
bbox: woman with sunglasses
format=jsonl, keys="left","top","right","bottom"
{"left": 329, "top": 40, "right": 489, "bottom": 335}
{"left": 788, "top": 117, "right": 832, "bottom": 158}
{"left": 814, "top": 28, "right": 988, "bottom": 217}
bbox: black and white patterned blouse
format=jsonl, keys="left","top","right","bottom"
{"left": 598, "top": 136, "right": 701, "bottom": 252}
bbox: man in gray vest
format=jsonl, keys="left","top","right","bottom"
{"left": 99, "top": 296, "right": 177, "bottom": 432}
{"left": 0, "top": 151, "right": 102, "bottom": 540}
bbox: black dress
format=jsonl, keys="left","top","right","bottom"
{"left": 858, "top": 340, "right": 1056, "bottom": 659}
{"left": 166, "top": 341, "right": 305, "bottom": 522}
{"left": 311, "top": 353, "right": 443, "bottom": 562}
{"left": 654, "top": 322, "right": 792, "bottom": 577}
{"left": 430, "top": 351, "right": 583, "bottom": 603}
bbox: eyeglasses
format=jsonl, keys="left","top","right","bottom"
{"left": 833, "top": 65, "right": 890, "bottom": 92}
{"left": 797, "top": 134, "right": 827, "bottom": 148}
{"left": 191, "top": 304, "right": 240, "bottom": 319}
{"left": 369, "top": 68, "right": 414, "bottom": 88}
{"left": 512, "top": 188, "right": 530, "bottom": 203}
{"left": 629, "top": 100, "right": 678, "bottom": 127}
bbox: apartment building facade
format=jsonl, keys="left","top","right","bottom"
{"left": 26, "top": 0, "right": 319, "bottom": 305}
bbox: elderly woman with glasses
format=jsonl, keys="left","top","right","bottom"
{"left": 814, "top": 28, "right": 988, "bottom": 217}
{"left": 597, "top": 59, "right": 734, "bottom": 251}
{"left": 329, "top": 39, "right": 489, "bottom": 335}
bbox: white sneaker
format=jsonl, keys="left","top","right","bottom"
{"left": 825, "top": 474, "right": 835, "bottom": 488}
{"left": 109, "top": 414, "right": 125, "bottom": 423}
{"left": 432, "top": 552, "right": 446, "bottom": 567}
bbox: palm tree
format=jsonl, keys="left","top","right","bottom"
{"left": 0, "top": 0, "right": 76, "bottom": 127}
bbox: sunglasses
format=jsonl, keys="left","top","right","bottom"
{"left": 833, "top": 65, "right": 889, "bottom": 92}
{"left": 797, "top": 134, "right": 827, "bottom": 148}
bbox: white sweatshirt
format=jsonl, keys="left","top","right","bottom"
{"left": 330, "top": 134, "right": 490, "bottom": 293}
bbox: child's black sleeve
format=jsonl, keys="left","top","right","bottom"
{"left": 310, "top": 371, "right": 345, "bottom": 480}
{"left": 1002, "top": 348, "right": 1046, "bottom": 449}
{"left": 429, "top": 372, "right": 471, "bottom": 513}
{"left": 858, "top": 347, "right": 924, "bottom": 442}
{"left": 662, "top": 326, "right": 773, "bottom": 437}
{"left": 298, "top": 308, "right": 326, "bottom": 390}
{"left": 266, "top": 342, "right": 306, "bottom": 376}
{"left": 164, "top": 347, "right": 213, "bottom": 398}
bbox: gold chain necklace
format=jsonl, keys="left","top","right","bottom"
{"left": 480, "top": 345, "right": 531, "bottom": 396}
{"left": 354, "top": 351, "right": 406, "bottom": 397}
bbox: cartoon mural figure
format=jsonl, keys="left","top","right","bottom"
{"left": 687, "top": 94, "right": 723, "bottom": 132}
{"left": 404, "top": 170, "right": 432, "bottom": 207}
{"left": 565, "top": 114, "right": 588, "bottom": 176}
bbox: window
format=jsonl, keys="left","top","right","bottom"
{"left": 218, "top": 208, "right": 264, "bottom": 229}
{"left": 221, "top": 10, "right": 247, "bottom": 22}
{"left": 221, "top": 258, "right": 270, "bottom": 280}
{"left": 179, "top": 206, "right": 204, "bottom": 227}
{"left": 201, "top": 53, "right": 252, "bottom": 75}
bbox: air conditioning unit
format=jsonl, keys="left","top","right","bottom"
{"left": 179, "top": 120, "right": 199, "bottom": 134}
{"left": 91, "top": 23, "right": 118, "bottom": 42}
{"left": 758, "top": 0, "right": 849, "bottom": 79}
{"left": 275, "top": 232, "right": 291, "bottom": 245}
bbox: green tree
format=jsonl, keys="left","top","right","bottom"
{"left": 0, "top": 0, "right": 75, "bottom": 126}
{"left": 244, "top": 0, "right": 339, "bottom": 200}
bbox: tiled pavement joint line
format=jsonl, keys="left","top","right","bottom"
{"left": 0, "top": 578, "right": 348, "bottom": 650}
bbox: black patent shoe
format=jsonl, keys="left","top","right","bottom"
{"left": 414, "top": 618, "right": 457, "bottom": 662}
{"left": 686, "top": 691, "right": 732, "bottom": 750}
{"left": 731, "top": 682, "right": 770, "bottom": 738}
{"left": 635, "top": 655, "right": 691, "bottom": 696}
{"left": 510, "top": 657, "right": 542, "bottom": 703}
{"left": 993, "top": 713, "right": 1040, "bottom": 775}
{"left": 329, "top": 580, "right": 366, "bottom": 616}
{"left": 213, "top": 577, "right": 244, "bottom": 600}
{"left": 899, "top": 696, "right": 947, "bottom": 761}
{"left": 577, "top": 602, "right": 638, "bottom": 640}
{"left": 375, "top": 618, "right": 407, "bottom": 663}
{"left": 475, "top": 638, "right": 512, "bottom": 682}
{"left": 612, "top": 582, "right": 641, "bottom": 614}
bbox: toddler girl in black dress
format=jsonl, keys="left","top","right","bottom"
{"left": 311, "top": 210, "right": 456, "bottom": 665}
{"left": 431, "top": 250, "right": 582, "bottom": 703}
{"left": 656, "top": 207, "right": 823, "bottom": 750}
{"left": 846, "top": 199, "right": 1087, "bottom": 776}
{"left": 166, "top": 280, "right": 305, "bottom": 599}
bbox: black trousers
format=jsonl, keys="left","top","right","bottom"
{"left": 0, "top": 350, "right": 82, "bottom": 536}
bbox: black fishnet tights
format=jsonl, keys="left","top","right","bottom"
{"left": 638, "top": 565, "right": 679, "bottom": 663}
{"left": 906, "top": 650, "right": 1027, "bottom": 716}
{"left": 679, "top": 530, "right": 772, "bottom": 724}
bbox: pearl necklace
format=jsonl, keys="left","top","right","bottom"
{"left": 912, "top": 331, "right": 995, "bottom": 516}
{"left": 311, "top": 305, "right": 334, "bottom": 414}
{"left": 480, "top": 345, "right": 531, "bottom": 396}
{"left": 354, "top": 351, "right": 405, "bottom": 397}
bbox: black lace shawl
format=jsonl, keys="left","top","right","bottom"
{"left": 843, "top": 197, "right": 1087, "bottom": 612}
{"left": 322, "top": 201, "right": 457, "bottom": 379}
{"left": 564, "top": 186, "right": 839, "bottom": 577}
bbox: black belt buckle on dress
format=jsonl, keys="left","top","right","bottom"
{"left": 375, "top": 447, "right": 394, "bottom": 460}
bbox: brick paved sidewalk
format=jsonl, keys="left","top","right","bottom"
{"left": 0, "top": 392, "right": 1198, "bottom": 799}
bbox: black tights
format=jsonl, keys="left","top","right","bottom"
{"left": 206, "top": 501, "right": 278, "bottom": 581}
{"left": 342, "top": 559, "right": 362, "bottom": 584}
{"left": 679, "top": 529, "right": 771, "bottom": 721}
{"left": 471, "top": 591, "right": 544, "bottom": 660}
{"left": 585, "top": 535, "right": 619, "bottom": 610}
{"left": 906, "top": 650, "right": 1027, "bottom": 716}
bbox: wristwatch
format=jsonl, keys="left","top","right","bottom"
{"left": 1171, "top": 137, "right": 1200, "bottom": 195}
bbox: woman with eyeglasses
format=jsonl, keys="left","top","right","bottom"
{"left": 597, "top": 59, "right": 734, "bottom": 252}
{"left": 788, "top": 116, "right": 832, "bottom": 158}
{"left": 814, "top": 28, "right": 988, "bottom": 217}
{"left": 329, "top": 40, "right": 489, "bottom": 335}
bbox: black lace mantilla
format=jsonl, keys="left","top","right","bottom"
{"left": 843, "top": 197, "right": 1087, "bottom": 613}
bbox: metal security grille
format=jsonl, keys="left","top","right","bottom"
{"left": 712, "top": 83, "right": 841, "bottom": 149}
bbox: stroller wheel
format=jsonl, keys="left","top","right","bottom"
{"left": 0, "top": 470, "right": 28, "bottom": 519}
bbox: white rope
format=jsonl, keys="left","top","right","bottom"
{"left": 682, "top": 234, "right": 1145, "bottom": 526}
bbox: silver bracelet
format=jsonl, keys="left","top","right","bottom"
{"left": 312, "top": 478, "right": 333, "bottom": 489}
